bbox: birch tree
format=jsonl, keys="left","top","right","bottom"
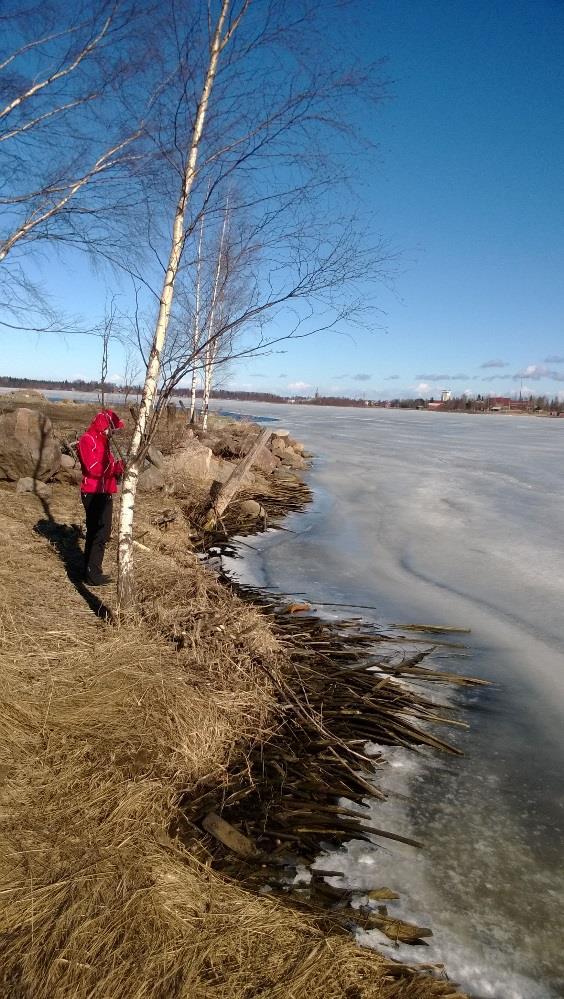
{"left": 116, "top": 0, "right": 390, "bottom": 608}
{"left": 117, "top": 0, "right": 243, "bottom": 608}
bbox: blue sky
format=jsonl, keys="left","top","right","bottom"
{"left": 2, "top": 0, "right": 563, "bottom": 399}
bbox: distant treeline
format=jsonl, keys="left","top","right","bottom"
{"left": 0, "top": 376, "right": 120, "bottom": 393}
{"left": 1, "top": 377, "right": 563, "bottom": 412}
{"left": 0, "top": 377, "right": 285, "bottom": 402}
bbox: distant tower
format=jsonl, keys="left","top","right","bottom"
{"left": 441, "top": 389, "right": 452, "bottom": 402}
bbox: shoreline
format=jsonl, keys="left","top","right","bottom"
{"left": 0, "top": 396, "right": 479, "bottom": 998}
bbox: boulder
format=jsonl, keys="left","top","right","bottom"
{"left": 209, "top": 455, "right": 235, "bottom": 483}
{"left": 211, "top": 434, "right": 244, "bottom": 459}
{"left": 239, "top": 499, "right": 266, "bottom": 519}
{"left": 60, "top": 453, "right": 77, "bottom": 470}
{"left": 146, "top": 445, "right": 165, "bottom": 469}
{"left": 0, "top": 408, "right": 61, "bottom": 481}
{"left": 280, "top": 449, "right": 307, "bottom": 470}
{"left": 165, "top": 440, "right": 214, "bottom": 480}
{"left": 7, "top": 389, "right": 48, "bottom": 402}
{"left": 270, "top": 437, "right": 287, "bottom": 459}
{"left": 271, "top": 428, "right": 290, "bottom": 439}
{"left": 16, "top": 477, "right": 52, "bottom": 500}
{"left": 138, "top": 466, "right": 165, "bottom": 492}
{"left": 164, "top": 441, "right": 236, "bottom": 485}
{"left": 252, "top": 443, "right": 280, "bottom": 476}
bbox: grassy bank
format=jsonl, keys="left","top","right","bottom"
{"left": 0, "top": 400, "right": 468, "bottom": 998}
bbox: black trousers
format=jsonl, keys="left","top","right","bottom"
{"left": 81, "top": 493, "right": 113, "bottom": 578}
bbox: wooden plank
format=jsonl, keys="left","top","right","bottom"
{"left": 202, "top": 811, "right": 260, "bottom": 858}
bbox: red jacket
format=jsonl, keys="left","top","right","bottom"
{"left": 77, "top": 411, "right": 125, "bottom": 494}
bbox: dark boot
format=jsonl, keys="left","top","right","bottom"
{"left": 84, "top": 571, "right": 113, "bottom": 586}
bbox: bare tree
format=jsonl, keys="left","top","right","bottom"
{"left": 114, "top": 0, "right": 390, "bottom": 609}
{"left": 0, "top": 0, "right": 149, "bottom": 328}
{"left": 200, "top": 200, "right": 231, "bottom": 430}
{"left": 117, "top": 0, "right": 248, "bottom": 607}
{"left": 122, "top": 347, "right": 141, "bottom": 408}
{"left": 96, "top": 297, "right": 123, "bottom": 408}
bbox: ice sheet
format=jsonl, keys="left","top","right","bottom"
{"left": 218, "top": 404, "right": 564, "bottom": 998}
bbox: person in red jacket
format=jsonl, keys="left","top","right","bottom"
{"left": 77, "top": 409, "right": 125, "bottom": 586}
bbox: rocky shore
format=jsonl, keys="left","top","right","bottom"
{"left": 0, "top": 393, "right": 472, "bottom": 999}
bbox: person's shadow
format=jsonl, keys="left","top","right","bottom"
{"left": 32, "top": 492, "right": 114, "bottom": 622}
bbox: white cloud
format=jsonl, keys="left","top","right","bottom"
{"left": 513, "top": 364, "right": 564, "bottom": 381}
{"left": 416, "top": 382, "right": 431, "bottom": 395}
{"left": 287, "top": 381, "right": 311, "bottom": 391}
{"left": 416, "top": 372, "right": 469, "bottom": 381}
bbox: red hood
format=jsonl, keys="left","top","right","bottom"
{"left": 87, "top": 410, "right": 124, "bottom": 434}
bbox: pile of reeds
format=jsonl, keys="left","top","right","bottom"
{"left": 181, "top": 581, "right": 486, "bottom": 914}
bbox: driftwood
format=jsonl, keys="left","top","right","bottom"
{"left": 202, "top": 812, "right": 261, "bottom": 859}
{"left": 202, "top": 427, "right": 272, "bottom": 529}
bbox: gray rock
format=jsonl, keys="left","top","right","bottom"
{"left": 60, "top": 453, "right": 76, "bottom": 470}
{"left": 209, "top": 456, "right": 235, "bottom": 483}
{"left": 252, "top": 443, "right": 280, "bottom": 476}
{"left": 212, "top": 434, "right": 243, "bottom": 459}
{"left": 165, "top": 440, "right": 214, "bottom": 480}
{"left": 138, "top": 466, "right": 165, "bottom": 492}
{"left": 239, "top": 499, "right": 265, "bottom": 519}
{"left": 146, "top": 445, "right": 165, "bottom": 469}
{"left": 280, "top": 449, "right": 307, "bottom": 470}
{"left": 271, "top": 428, "right": 290, "bottom": 438}
{"left": 270, "top": 438, "right": 287, "bottom": 458}
{"left": 0, "top": 408, "right": 61, "bottom": 481}
{"left": 5, "top": 389, "right": 48, "bottom": 403}
{"left": 16, "top": 476, "right": 52, "bottom": 499}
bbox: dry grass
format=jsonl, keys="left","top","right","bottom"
{"left": 0, "top": 447, "right": 466, "bottom": 997}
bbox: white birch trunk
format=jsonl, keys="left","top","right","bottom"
{"left": 189, "top": 368, "right": 198, "bottom": 425}
{"left": 117, "top": 0, "right": 233, "bottom": 609}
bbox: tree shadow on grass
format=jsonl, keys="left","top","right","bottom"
{"left": 33, "top": 491, "right": 114, "bottom": 623}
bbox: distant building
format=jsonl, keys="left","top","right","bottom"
{"left": 441, "top": 389, "right": 452, "bottom": 402}
{"left": 488, "top": 396, "right": 533, "bottom": 412}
